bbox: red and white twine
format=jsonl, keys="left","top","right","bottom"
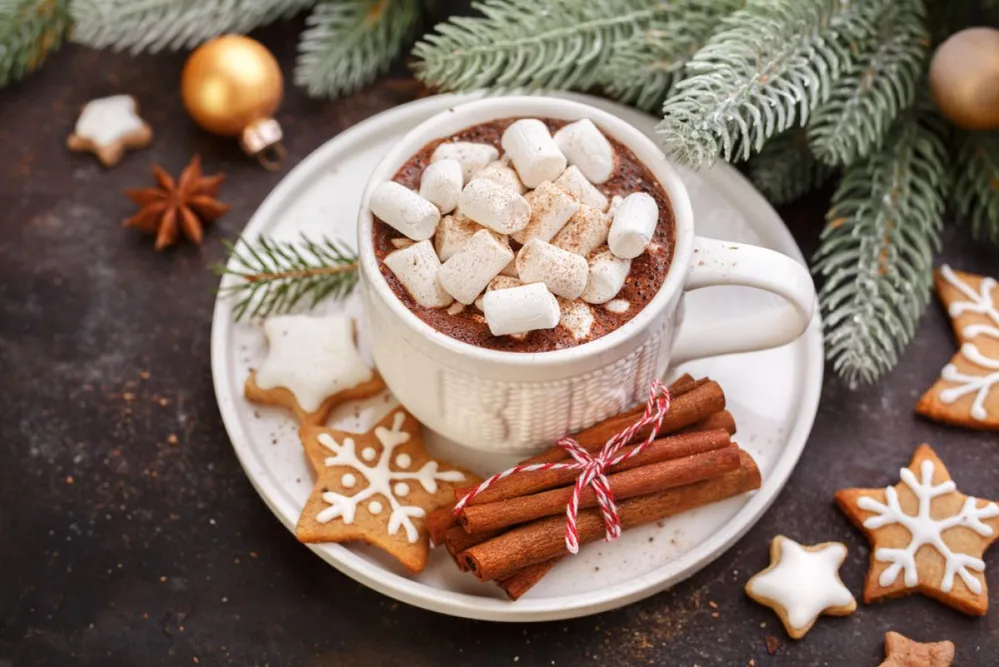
{"left": 453, "top": 380, "right": 672, "bottom": 554}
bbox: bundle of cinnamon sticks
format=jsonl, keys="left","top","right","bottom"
{"left": 427, "top": 375, "right": 762, "bottom": 600}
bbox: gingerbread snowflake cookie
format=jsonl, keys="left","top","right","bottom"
{"left": 836, "top": 444, "right": 999, "bottom": 615}
{"left": 916, "top": 266, "right": 999, "bottom": 430}
{"left": 878, "top": 631, "right": 955, "bottom": 667}
{"left": 67, "top": 95, "right": 152, "bottom": 167}
{"left": 245, "top": 313, "right": 385, "bottom": 425}
{"left": 744, "top": 536, "right": 855, "bottom": 639}
{"left": 297, "top": 408, "right": 478, "bottom": 572}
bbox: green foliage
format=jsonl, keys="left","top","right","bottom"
{"left": 953, "top": 130, "right": 999, "bottom": 244}
{"left": 295, "top": 0, "right": 420, "bottom": 98}
{"left": 806, "top": 0, "right": 927, "bottom": 167}
{"left": 748, "top": 130, "right": 833, "bottom": 206}
{"left": 656, "top": 0, "right": 882, "bottom": 167}
{"left": 412, "top": 0, "right": 668, "bottom": 92}
{"left": 813, "top": 100, "right": 949, "bottom": 386}
{"left": 597, "top": 1, "right": 742, "bottom": 112}
{"left": 0, "top": 0, "right": 71, "bottom": 85}
{"left": 215, "top": 234, "right": 358, "bottom": 321}
{"left": 70, "top": 0, "right": 315, "bottom": 53}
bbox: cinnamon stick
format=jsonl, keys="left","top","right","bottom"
{"left": 427, "top": 503, "right": 458, "bottom": 546}
{"left": 462, "top": 450, "right": 761, "bottom": 581}
{"left": 496, "top": 557, "right": 565, "bottom": 600}
{"left": 454, "top": 429, "right": 732, "bottom": 505}
{"left": 682, "top": 410, "right": 736, "bottom": 436}
{"left": 444, "top": 525, "right": 501, "bottom": 558}
{"left": 460, "top": 445, "right": 740, "bottom": 534}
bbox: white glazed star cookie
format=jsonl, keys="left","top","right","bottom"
{"left": 745, "top": 535, "right": 856, "bottom": 639}
{"left": 67, "top": 95, "right": 152, "bottom": 167}
{"left": 245, "top": 313, "right": 385, "bottom": 425}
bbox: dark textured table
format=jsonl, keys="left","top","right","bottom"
{"left": 2, "top": 18, "right": 997, "bottom": 667}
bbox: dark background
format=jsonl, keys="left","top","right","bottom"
{"left": 1, "top": 12, "right": 997, "bottom": 667}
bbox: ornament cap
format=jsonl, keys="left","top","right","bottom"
{"left": 241, "top": 118, "right": 285, "bottom": 171}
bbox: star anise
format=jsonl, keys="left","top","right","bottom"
{"left": 123, "top": 155, "right": 230, "bottom": 250}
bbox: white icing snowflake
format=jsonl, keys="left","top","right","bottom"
{"left": 313, "top": 411, "right": 465, "bottom": 543}
{"left": 858, "top": 459, "right": 999, "bottom": 594}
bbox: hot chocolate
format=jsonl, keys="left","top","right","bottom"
{"left": 371, "top": 116, "right": 675, "bottom": 353}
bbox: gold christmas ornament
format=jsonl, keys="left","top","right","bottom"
{"left": 929, "top": 27, "right": 999, "bottom": 131}
{"left": 181, "top": 35, "right": 286, "bottom": 169}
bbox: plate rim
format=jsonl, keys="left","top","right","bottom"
{"left": 210, "top": 92, "right": 824, "bottom": 622}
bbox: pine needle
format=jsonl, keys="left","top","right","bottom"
{"left": 214, "top": 234, "right": 359, "bottom": 321}
{"left": 813, "top": 97, "right": 949, "bottom": 387}
{"left": 748, "top": 130, "right": 833, "bottom": 206}
{"left": 953, "top": 130, "right": 999, "bottom": 245}
{"left": 0, "top": 0, "right": 71, "bottom": 85}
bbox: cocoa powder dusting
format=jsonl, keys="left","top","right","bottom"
{"left": 373, "top": 117, "right": 676, "bottom": 352}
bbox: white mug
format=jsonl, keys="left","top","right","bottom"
{"left": 357, "top": 96, "right": 815, "bottom": 454}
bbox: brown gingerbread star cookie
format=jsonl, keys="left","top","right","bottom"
{"left": 244, "top": 313, "right": 385, "bottom": 425}
{"left": 916, "top": 266, "right": 999, "bottom": 430}
{"left": 878, "top": 631, "right": 954, "bottom": 667}
{"left": 835, "top": 444, "right": 999, "bottom": 615}
{"left": 67, "top": 94, "right": 152, "bottom": 167}
{"left": 297, "top": 407, "right": 479, "bottom": 572}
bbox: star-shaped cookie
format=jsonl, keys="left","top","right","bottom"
{"left": 67, "top": 95, "right": 153, "bottom": 167}
{"left": 878, "top": 631, "right": 954, "bottom": 667}
{"left": 296, "top": 408, "right": 477, "bottom": 572}
{"left": 916, "top": 266, "right": 999, "bottom": 430}
{"left": 744, "top": 535, "right": 856, "bottom": 639}
{"left": 245, "top": 313, "right": 385, "bottom": 425}
{"left": 836, "top": 444, "right": 999, "bottom": 615}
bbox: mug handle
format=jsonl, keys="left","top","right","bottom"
{"left": 670, "top": 236, "right": 817, "bottom": 365}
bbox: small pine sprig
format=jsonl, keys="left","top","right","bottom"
{"left": 813, "top": 97, "right": 949, "bottom": 387}
{"left": 597, "top": 1, "right": 742, "bottom": 112}
{"left": 656, "top": 0, "right": 882, "bottom": 167}
{"left": 953, "top": 130, "right": 999, "bottom": 245}
{"left": 747, "top": 130, "right": 833, "bottom": 205}
{"left": 215, "top": 234, "right": 359, "bottom": 321}
{"left": 295, "top": 0, "right": 421, "bottom": 98}
{"left": 69, "top": 0, "right": 316, "bottom": 53}
{"left": 806, "top": 0, "right": 928, "bottom": 167}
{"left": 412, "top": 0, "right": 668, "bottom": 93}
{"left": 0, "top": 0, "right": 71, "bottom": 86}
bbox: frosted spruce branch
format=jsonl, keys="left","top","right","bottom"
{"left": 953, "top": 130, "right": 999, "bottom": 245}
{"left": 0, "top": 0, "right": 71, "bottom": 85}
{"left": 748, "top": 130, "right": 833, "bottom": 206}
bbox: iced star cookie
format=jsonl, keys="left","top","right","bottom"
{"left": 297, "top": 408, "right": 478, "bottom": 572}
{"left": 245, "top": 313, "right": 385, "bottom": 425}
{"left": 744, "top": 536, "right": 855, "bottom": 639}
{"left": 878, "top": 631, "right": 955, "bottom": 667}
{"left": 67, "top": 95, "right": 153, "bottom": 167}
{"left": 836, "top": 444, "right": 999, "bottom": 615}
{"left": 916, "top": 266, "right": 999, "bottom": 430}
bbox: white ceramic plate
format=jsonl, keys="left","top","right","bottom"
{"left": 210, "top": 93, "right": 824, "bottom": 622}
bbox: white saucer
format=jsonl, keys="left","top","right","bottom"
{"left": 210, "top": 93, "right": 824, "bottom": 622}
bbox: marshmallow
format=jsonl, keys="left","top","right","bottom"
{"left": 419, "top": 158, "right": 463, "bottom": 213}
{"left": 608, "top": 192, "right": 658, "bottom": 259}
{"left": 390, "top": 237, "right": 415, "bottom": 249}
{"left": 471, "top": 160, "right": 526, "bottom": 194}
{"left": 581, "top": 248, "right": 631, "bottom": 304}
{"left": 438, "top": 229, "right": 514, "bottom": 304}
{"left": 516, "top": 238, "right": 589, "bottom": 300}
{"left": 482, "top": 282, "right": 561, "bottom": 336}
{"left": 605, "top": 298, "right": 630, "bottom": 314}
{"left": 383, "top": 240, "right": 453, "bottom": 308}
{"left": 511, "top": 181, "right": 579, "bottom": 244}
{"left": 553, "top": 165, "right": 609, "bottom": 211}
{"left": 558, "top": 298, "right": 595, "bottom": 341}
{"left": 434, "top": 212, "right": 504, "bottom": 262}
{"left": 369, "top": 181, "right": 440, "bottom": 241}
{"left": 607, "top": 194, "right": 624, "bottom": 217}
{"left": 457, "top": 178, "right": 531, "bottom": 234}
{"left": 432, "top": 142, "right": 500, "bottom": 182}
{"left": 551, "top": 205, "right": 611, "bottom": 257}
{"left": 500, "top": 258, "right": 519, "bottom": 277}
{"left": 501, "top": 119, "right": 567, "bottom": 188}
{"left": 553, "top": 119, "right": 616, "bottom": 184}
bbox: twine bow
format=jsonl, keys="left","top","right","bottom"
{"left": 453, "top": 380, "right": 672, "bottom": 554}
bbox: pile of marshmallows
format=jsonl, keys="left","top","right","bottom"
{"left": 371, "top": 118, "right": 660, "bottom": 339}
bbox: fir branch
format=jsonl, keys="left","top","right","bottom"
{"left": 597, "top": 0, "right": 743, "bottom": 112}
{"left": 70, "top": 0, "right": 316, "bottom": 53}
{"left": 748, "top": 130, "right": 833, "bottom": 205}
{"left": 813, "top": 98, "right": 949, "bottom": 386}
{"left": 412, "top": 0, "right": 668, "bottom": 93}
{"left": 295, "top": 0, "right": 420, "bottom": 98}
{"left": 656, "top": 0, "right": 884, "bottom": 168}
{"left": 0, "top": 0, "right": 71, "bottom": 86}
{"left": 215, "top": 234, "right": 359, "bottom": 321}
{"left": 806, "top": 0, "right": 927, "bottom": 167}
{"left": 953, "top": 130, "right": 999, "bottom": 244}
